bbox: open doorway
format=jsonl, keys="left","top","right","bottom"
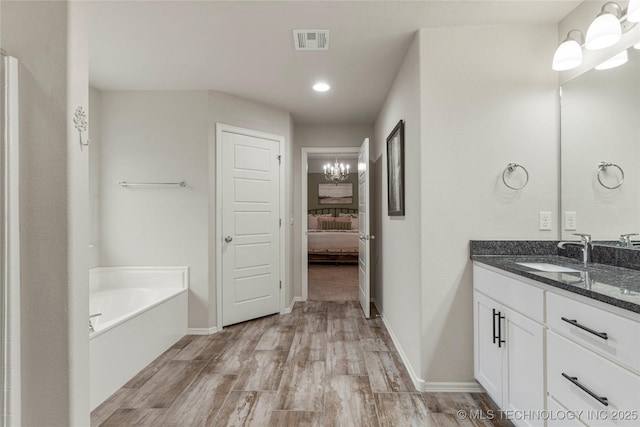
{"left": 301, "top": 147, "right": 360, "bottom": 302}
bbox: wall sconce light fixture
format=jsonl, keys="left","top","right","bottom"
{"left": 552, "top": 1, "right": 638, "bottom": 71}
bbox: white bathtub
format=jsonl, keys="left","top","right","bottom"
{"left": 89, "top": 266, "right": 188, "bottom": 410}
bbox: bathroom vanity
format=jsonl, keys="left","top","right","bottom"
{"left": 471, "top": 242, "right": 640, "bottom": 427}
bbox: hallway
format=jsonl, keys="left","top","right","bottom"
{"left": 91, "top": 300, "right": 509, "bottom": 426}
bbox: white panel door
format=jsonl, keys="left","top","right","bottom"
{"left": 358, "top": 138, "right": 371, "bottom": 318}
{"left": 221, "top": 128, "right": 281, "bottom": 326}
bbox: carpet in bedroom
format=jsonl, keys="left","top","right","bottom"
{"left": 308, "top": 264, "right": 358, "bottom": 301}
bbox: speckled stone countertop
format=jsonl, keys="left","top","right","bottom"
{"left": 470, "top": 241, "right": 640, "bottom": 315}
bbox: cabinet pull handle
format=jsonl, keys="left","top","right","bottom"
{"left": 561, "top": 317, "right": 608, "bottom": 340}
{"left": 561, "top": 373, "right": 609, "bottom": 406}
{"left": 498, "top": 312, "right": 506, "bottom": 348}
{"left": 492, "top": 309, "right": 498, "bottom": 344}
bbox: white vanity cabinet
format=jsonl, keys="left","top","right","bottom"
{"left": 473, "top": 262, "right": 640, "bottom": 427}
{"left": 473, "top": 265, "right": 546, "bottom": 426}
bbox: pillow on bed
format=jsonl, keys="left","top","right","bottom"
{"left": 320, "top": 220, "right": 352, "bottom": 230}
{"left": 317, "top": 216, "right": 348, "bottom": 228}
{"left": 308, "top": 214, "right": 332, "bottom": 230}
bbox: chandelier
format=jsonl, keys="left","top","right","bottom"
{"left": 323, "top": 156, "right": 350, "bottom": 184}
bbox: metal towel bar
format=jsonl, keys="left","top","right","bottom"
{"left": 119, "top": 181, "right": 186, "bottom": 188}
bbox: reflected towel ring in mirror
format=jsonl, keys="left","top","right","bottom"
{"left": 597, "top": 161, "right": 624, "bottom": 189}
{"left": 73, "top": 106, "right": 90, "bottom": 151}
{"left": 502, "top": 163, "right": 529, "bottom": 190}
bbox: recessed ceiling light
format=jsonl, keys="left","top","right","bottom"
{"left": 313, "top": 82, "right": 330, "bottom": 92}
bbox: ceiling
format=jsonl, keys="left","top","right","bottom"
{"left": 88, "top": 0, "right": 580, "bottom": 125}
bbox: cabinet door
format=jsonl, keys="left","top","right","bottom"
{"left": 502, "top": 307, "right": 545, "bottom": 426}
{"left": 474, "top": 291, "right": 503, "bottom": 405}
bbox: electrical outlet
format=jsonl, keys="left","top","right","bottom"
{"left": 539, "top": 211, "right": 552, "bottom": 231}
{"left": 565, "top": 211, "right": 577, "bottom": 231}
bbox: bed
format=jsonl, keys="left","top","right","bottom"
{"left": 307, "top": 208, "right": 359, "bottom": 264}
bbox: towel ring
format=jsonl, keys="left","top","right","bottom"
{"left": 502, "top": 163, "right": 529, "bottom": 190}
{"left": 597, "top": 162, "right": 624, "bottom": 189}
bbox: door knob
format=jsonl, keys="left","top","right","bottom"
{"left": 224, "top": 236, "right": 233, "bottom": 243}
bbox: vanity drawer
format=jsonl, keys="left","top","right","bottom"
{"left": 547, "top": 331, "right": 640, "bottom": 426}
{"left": 547, "top": 396, "right": 587, "bottom": 426}
{"left": 547, "top": 292, "right": 640, "bottom": 373}
{"left": 473, "top": 265, "right": 544, "bottom": 322}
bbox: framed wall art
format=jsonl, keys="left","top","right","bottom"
{"left": 386, "top": 120, "right": 405, "bottom": 216}
{"left": 318, "top": 183, "right": 353, "bottom": 205}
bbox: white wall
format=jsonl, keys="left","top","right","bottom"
{"left": 1, "top": 1, "right": 90, "bottom": 425}
{"left": 372, "top": 34, "right": 423, "bottom": 386}
{"left": 418, "top": 24, "right": 559, "bottom": 385}
{"left": 208, "top": 91, "right": 295, "bottom": 317}
{"left": 89, "top": 86, "right": 101, "bottom": 268}
{"left": 98, "top": 91, "right": 211, "bottom": 329}
{"left": 293, "top": 124, "right": 373, "bottom": 297}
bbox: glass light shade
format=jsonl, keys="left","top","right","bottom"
{"left": 552, "top": 39, "right": 583, "bottom": 70}
{"left": 595, "top": 49, "right": 628, "bottom": 70}
{"left": 628, "top": 0, "right": 640, "bottom": 22}
{"left": 635, "top": 41, "right": 640, "bottom": 49}
{"left": 585, "top": 13, "right": 622, "bottom": 50}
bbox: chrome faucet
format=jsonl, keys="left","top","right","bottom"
{"left": 558, "top": 233, "right": 592, "bottom": 265}
{"left": 619, "top": 233, "right": 638, "bottom": 248}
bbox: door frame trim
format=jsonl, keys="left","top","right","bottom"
{"left": 300, "top": 146, "right": 360, "bottom": 301}
{"left": 215, "top": 123, "right": 286, "bottom": 329}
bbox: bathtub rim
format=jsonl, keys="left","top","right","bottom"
{"left": 89, "top": 266, "right": 189, "bottom": 340}
{"left": 90, "top": 286, "right": 187, "bottom": 340}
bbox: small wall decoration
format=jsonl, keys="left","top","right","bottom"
{"left": 73, "top": 106, "right": 90, "bottom": 150}
{"left": 319, "top": 183, "right": 353, "bottom": 205}
{"left": 387, "top": 120, "right": 405, "bottom": 216}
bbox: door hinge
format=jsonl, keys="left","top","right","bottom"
{"left": 277, "top": 155, "right": 281, "bottom": 164}
{"left": 279, "top": 218, "right": 282, "bottom": 227}
{"left": 279, "top": 280, "right": 282, "bottom": 289}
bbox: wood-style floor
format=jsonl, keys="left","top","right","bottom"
{"left": 91, "top": 300, "right": 512, "bottom": 426}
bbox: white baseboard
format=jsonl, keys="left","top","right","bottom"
{"left": 371, "top": 300, "right": 482, "bottom": 394}
{"left": 423, "top": 382, "right": 484, "bottom": 393}
{"left": 372, "top": 300, "right": 425, "bottom": 392}
{"left": 187, "top": 326, "right": 218, "bottom": 335}
{"left": 281, "top": 296, "right": 303, "bottom": 314}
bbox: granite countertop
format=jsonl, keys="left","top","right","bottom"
{"left": 472, "top": 254, "right": 640, "bottom": 315}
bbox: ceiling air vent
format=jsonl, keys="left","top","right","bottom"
{"left": 293, "top": 30, "right": 330, "bottom": 50}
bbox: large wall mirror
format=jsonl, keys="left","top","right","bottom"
{"left": 560, "top": 47, "right": 640, "bottom": 244}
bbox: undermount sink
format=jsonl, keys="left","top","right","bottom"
{"left": 516, "top": 262, "right": 580, "bottom": 273}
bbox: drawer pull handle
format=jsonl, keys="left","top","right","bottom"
{"left": 492, "top": 309, "right": 498, "bottom": 344}
{"left": 561, "top": 373, "right": 609, "bottom": 406}
{"left": 498, "top": 312, "right": 505, "bottom": 348}
{"left": 561, "top": 317, "right": 608, "bottom": 340}
{"left": 492, "top": 309, "right": 506, "bottom": 347}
